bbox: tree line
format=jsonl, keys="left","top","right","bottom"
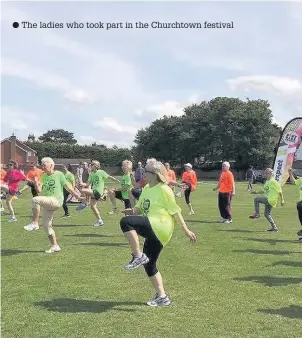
{"left": 25, "top": 97, "right": 282, "bottom": 169}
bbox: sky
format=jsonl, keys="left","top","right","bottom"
{"left": 1, "top": 0, "right": 302, "bottom": 148}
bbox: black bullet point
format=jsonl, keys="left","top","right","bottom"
{"left": 13, "top": 22, "right": 19, "bottom": 28}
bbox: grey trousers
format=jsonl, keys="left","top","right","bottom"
{"left": 254, "top": 196, "right": 275, "bottom": 225}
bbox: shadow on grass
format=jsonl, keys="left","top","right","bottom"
{"left": 233, "top": 249, "right": 296, "bottom": 255}
{"left": 34, "top": 298, "right": 142, "bottom": 313}
{"left": 243, "top": 238, "right": 298, "bottom": 245}
{"left": 75, "top": 242, "right": 127, "bottom": 247}
{"left": 64, "top": 234, "right": 114, "bottom": 238}
{"left": 258, "top": 305, "right": 302, "bottom": 319}
{"left": 185, "top": 220, "right": 218, "bottom": 224}
{"left": 218, "top": 230, "right": 265, "bottom": 233}
{"left": 55, "top": 224, "right": 89, "bottom": 227}
{"left": 234, "top": 276, "right": 302, "bottom": 287}
{"left": 271, "top": 261, "right": 302, "bottom": 268}
{"left": 1, "top": 249, "right": 43, "bottom": 256}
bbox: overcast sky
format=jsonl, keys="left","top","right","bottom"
{"left": 1, "top": 0, "right": 302, "bottom": 147}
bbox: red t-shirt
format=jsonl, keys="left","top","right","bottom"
{"left": 3, "top": 170, "right": 26, "bottom": 193}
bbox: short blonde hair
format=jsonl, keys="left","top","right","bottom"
{"left": 41, "top": 157, "right": 55, "bottom": 166}
{"left": 146, "top": 160, "right": 169, "bottom": 184}
{"left": 91, "top": 160, "right": 100, "bottom": 169}
{"left": 122, "top": 160, "right": 133, "bottom": 170}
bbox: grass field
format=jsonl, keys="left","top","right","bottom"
{"left": 1, "top": 181, "right": 302, "bottom": 338}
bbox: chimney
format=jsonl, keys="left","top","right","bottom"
{"left": 10, "top": 134, "right": 17, "bottom": 162}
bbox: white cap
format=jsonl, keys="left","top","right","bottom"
{"left": 184, "top": 163, "right": 192, "bottom": 168}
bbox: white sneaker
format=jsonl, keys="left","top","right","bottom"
{"left": 24, "top": 223, "right": 39, "bottom": 231}
{"left": 0, "top": 207, "right": 4, "bottom": 212}
{"left": 45, "top": 245, "right": 61, "bottom": 254}
{"left": 8, "top": 216, "right": 17, "bottom": 222}
{"left": 189, "top": 211, "right": 195, "bottom": 215}
{"left": 93, "top": 220, "right": 104, "bottom": 227}
{"left": 218, "top": 218, "right": 225, "bottom": 223}
{"left": 108, "top": 208, "right": 118, "bottom": 215}
{"left": 223, "top": 220, "right": 231, "bottom": 224}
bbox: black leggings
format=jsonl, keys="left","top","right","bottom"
{"left": 62, "top": 188, "right": 70, "bottom": 215}
{"left": 297, "top": 201, "right": 302, "bottom": 225}
{"left": 183, "top": 182, "right": 192, "bottom": 204}
{"left": 120, "top": 216, "right": 163, "bottom": 277}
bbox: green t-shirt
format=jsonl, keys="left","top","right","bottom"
{"left": 88, "top": 170, "right": 109, "bottom": 195}
{"left": 263, "top": 177, "right": 282, "bottom": 208}
{"left": 121, "top": 173, "right": 132, "bottom": 199}
{"left": 137, "top": 182, "right": 181, "bottom": 246}
{"left": 65, "top": 171, "right": 75, "bottom": 186}
{"left": 295, "top": 178, "right": 302, "bottom": 201}
{"left": 41, "top": 171, "right": 68, "bottom": 206}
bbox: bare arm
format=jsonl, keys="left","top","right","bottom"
{"left": 288, "top": 169, "right": 296, "bottom": 185}
{"left": 173, "top": 212, "right": 197, "bottom": 242}
{"left": 108, "top": 175, "right": 120, "bottom": 183}
{"left": 122, "top": 207, "right": 141, "bottom": 216}
{"left": 64, "top": 183, "right": 84, "bottom": 200}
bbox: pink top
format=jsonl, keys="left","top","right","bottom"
{"left": 3, "top": 169, "right": 26, "bottom": 193}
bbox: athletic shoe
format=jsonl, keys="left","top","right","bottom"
{"left": 76, "top": 203, "right": 88, "bottom": 211}
{"left": 223, "top": 219, "right": 232, "bottom": 224}
{"left": 16, "top": 191, "right": 22, "bottom": 196}
{"left": 8, "top": 216, "right": 17, "bottom": 222}
{"left": 218, "top": 217, "right": 225, "bottom": 223}
{"left": 0, "top": 207, "right": 5, "bottom": 212}
{"left": 93, "top": 220, "right": 104, "bottom": 227}
{"left": 249, "top": 213, "right": 260, "bottom": 219}
{"left": 124, "top": 253, "right": 149, "bottom": 270}
{"left": 108, "top": 208, "right": 118, "bottom": 215}
{"left": 189, "top": 211, "right": 195, "bottom": 215}
{"left": 297, "top": 229, "right": 302, "bottom": 237}
{"left": 62, "top": 214, "right": 70, "bottom": 218}
{"left": 45, "top": 245, "right": 61, "bottom": 254}
{"left": 24, "top": 223, "right": 39, "bottom": 231}
{"left": 267, "top": 227, "right": 278, "bottom": 232}
{"left": 147, "top": 294, "right": 171, "bottom": 307}
{"left": 298, "top": 237, "right": 302, "bottom": 242}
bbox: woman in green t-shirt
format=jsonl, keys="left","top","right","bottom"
{"left": 120, "top": 159, "right": 197, "bottom": 307}
{"left": 288, "top": 168, "right": 302, "bottom": 241}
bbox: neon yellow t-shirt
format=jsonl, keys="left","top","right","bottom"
{"left": 121, "top": 173, "right": 132, "bottom": 199}
{"left": 294, "top": 178, "right": 302, "bottom": 201}
{"left": 88, "top": 170, "right": 109, "bottom": 195}
{"left": 65, "top": 171, "right": 75, "bottom": 186}
{"left": 41, "top": 171, "right": 68, "bottom": 206}
{"left": 263, "top": 177, "right": 282, "bottom": 208}
{"left": 137, "top": 182, "right": 181, "bottom": 246}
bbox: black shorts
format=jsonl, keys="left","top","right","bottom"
{"left": 115, "top": 190, "right": 131, "bottom": 209}
{"left": 92, "top": 190, "right": 101, "bottom": 201}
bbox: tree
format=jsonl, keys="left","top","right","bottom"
{"left": 132, "top": 97, "right": 282, "bottom": 169}
{"left": 38, "top": 129, "right": 77, "bottom": 144}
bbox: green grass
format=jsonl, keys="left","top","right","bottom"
{"left": 1, "top": 182, "right": 302, "bottom": 338}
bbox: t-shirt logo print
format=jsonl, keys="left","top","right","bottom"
{"left": 142, "top": 199, "right": 151, "bottom": 216}
{"left": 92, "top": 176, "right": 99, "bottom": 188}
{"left": 44, "top": 178, "right": 56, "bottom": 194}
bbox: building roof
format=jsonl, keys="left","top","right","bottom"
{"left": 1, "top": 136, "right": 37, "bottom": 153}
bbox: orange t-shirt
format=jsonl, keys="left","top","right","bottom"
{"left": 219, "top": 170, "right": 234, "bottom": 193}
{"left": 167, "top": 169, "right": 176, "bottom": 183}
{"left": 182, "top": 170, "right": 197, "bottom": 191}
{"left": 26, "top": 168, "right": 44, "bottom": 183}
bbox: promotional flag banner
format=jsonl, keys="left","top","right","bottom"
{"left": 273, "top": 118, "right": 302, "bottom": 186}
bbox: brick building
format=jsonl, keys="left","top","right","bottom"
{"left": 1, "top": 134, "right": 38, "bottom": 167}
